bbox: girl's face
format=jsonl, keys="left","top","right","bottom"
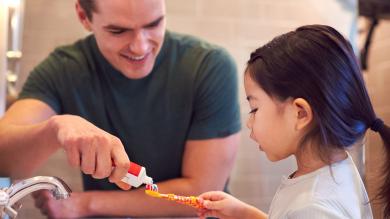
{"left": 244, "top": 73, "right": 301, "bottom": 162}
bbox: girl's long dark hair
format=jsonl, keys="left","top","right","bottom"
{"left": 246, "top": 24, "right": 390, "bottom": 218}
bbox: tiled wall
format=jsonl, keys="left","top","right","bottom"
{"left": 363, "top": 19, "right": 390, "bottom": 219}
{"left": 0, "top": 2, "right": 7, "bottom": 115}
{"left": 12, "top": 0, "right": 377, "bottom": 218}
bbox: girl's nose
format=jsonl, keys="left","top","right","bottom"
{"left": 246, "top": 117, "right": 253, "bottom": 129}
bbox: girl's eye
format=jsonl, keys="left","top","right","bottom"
{"left": 249, "top": 108, "right": 258, "bottom": 114}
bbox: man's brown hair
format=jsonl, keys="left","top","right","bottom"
{"left": 78, "top": 0, "right": 97, "bottom": 21}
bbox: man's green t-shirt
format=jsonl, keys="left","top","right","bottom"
{"left": 19, "top": 31, "right": 241, "bottom": 190}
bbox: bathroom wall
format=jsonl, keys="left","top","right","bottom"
{"left": 363, "top": 18, "right": 390, "bottom": 219}
{"left": 0, "top": 1, "right": 7, "bottom": 115}
{"left": 11, "top": 0, "right": 369, "bottom": 218}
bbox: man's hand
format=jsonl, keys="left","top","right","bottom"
{"left": 49, "top": 115, "right": 130, "bottom": 185}
{"left": 32, "top": 190, "right": 90, "bottom": 218}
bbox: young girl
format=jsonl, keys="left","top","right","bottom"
{"left": 198, "top": 25, "right": 390, "bottom": 219}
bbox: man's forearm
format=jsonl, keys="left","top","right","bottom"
{"left": 0, "top": 119, "right": 58, "bottom": 178}
{"left": 86, "top": 177, "right": 209, "bottom": 217}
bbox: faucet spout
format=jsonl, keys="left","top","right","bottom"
{"left": 0, "top": 176, "right": 71, "bottom": 218}
{"left": 7, "top": 176, "right": 71, "bottom": 206}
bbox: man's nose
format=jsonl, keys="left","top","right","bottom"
{"left": 129, "top": 30, "right": 148, "bottom": 55}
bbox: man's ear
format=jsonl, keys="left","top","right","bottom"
{"left": 293, "top": 98, "right": 313, "bottom": 130}
{"left": 75, "top": 1, "right": 92, "bottom": 31}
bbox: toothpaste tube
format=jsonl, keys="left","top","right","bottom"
{"left": 120, "top": 162, "right": 153, "bottom": 187}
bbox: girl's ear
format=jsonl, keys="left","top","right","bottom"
{"left": 293, "top": 98, "right": 313, "bottom": 130}
{"left": 75, "top": 1, "right": 93, "bottom": 31}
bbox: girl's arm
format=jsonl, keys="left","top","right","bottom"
{"left": 198, "top": 191, "right": 267, "bottom": 219}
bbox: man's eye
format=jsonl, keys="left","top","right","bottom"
{"left": 145, "top": 17, "right": 163, "bottom": 29}
{"left": 249, "top": 108, "right": 258, "bottom": 114}
{"left": 145, "top": 22, "right": 160, "bottom": 29}
{"left": 109, "top": 30, "right": 125, "bottom": 35}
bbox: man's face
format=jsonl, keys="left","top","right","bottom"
{"left": 83, "top": 0, "right": 166, "bottom": 79}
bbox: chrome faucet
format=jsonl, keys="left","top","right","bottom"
{"left": 0, "top": 176, "right": 72, "bottom": 219}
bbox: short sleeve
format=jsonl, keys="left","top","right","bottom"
{"left": 188, "top": 48, "right": 241, "bottom": 139}
{"left": 18, "top": 51, "right": 65, "bottom": 114}
{"left": 286, "top": 203, "right": 345, "bottom": 219}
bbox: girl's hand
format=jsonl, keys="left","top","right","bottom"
{"left": 197, "top": 191, "right": 248, "bottom": 219}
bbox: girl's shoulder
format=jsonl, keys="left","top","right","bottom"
{"left": 290, "top": 156, "right": 372, "bottom": 218}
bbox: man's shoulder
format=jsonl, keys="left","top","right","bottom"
{"left": 162, "top": 31, "right": 235, "bottom": 75}
{"left": 50, "top": 35, "right": 95, "bottom": 65}
{"left": 166, "top": 31, "right": 229, "bottom": 57}
{"left": 30, "top": 35, "right": 97, "bottom": 83}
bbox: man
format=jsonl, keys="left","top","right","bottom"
{"left": 0, "top": 0, "right": 241, "bottom": 217}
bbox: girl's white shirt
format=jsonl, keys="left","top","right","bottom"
{"left": 268, "top": 153, "right": 373, "bottom": 219}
